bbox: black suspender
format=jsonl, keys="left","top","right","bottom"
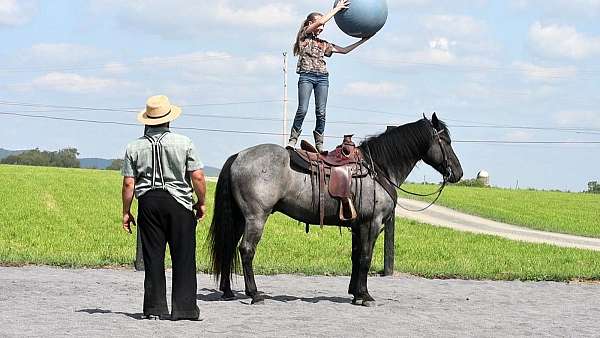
{"left": 144, "top": 131, "right": 170, "bottom": 190}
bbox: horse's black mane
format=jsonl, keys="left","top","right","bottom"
{"left": 359, "top": 118, "right": 449, "bottom": 176}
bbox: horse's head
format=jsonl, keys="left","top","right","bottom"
{"left": 421, "top": 113, "right": 463, "bottom": 183}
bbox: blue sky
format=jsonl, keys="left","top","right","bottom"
{"left": 1, "top": 0, "right": 599, "bottom": 191}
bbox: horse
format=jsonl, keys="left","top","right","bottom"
{"left": 208, "top": 113, "right": 463, "bottom": 306}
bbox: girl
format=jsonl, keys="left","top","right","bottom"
{"left": 288, "top": 0, "right": 370, "bottom": 152}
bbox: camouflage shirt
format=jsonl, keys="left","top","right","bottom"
{"left": 296, "top": 29, "right": 334, "bottom": 75}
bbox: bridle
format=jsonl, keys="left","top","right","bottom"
{"left": 365, "top": 119, "right": 453, "bottom": 212}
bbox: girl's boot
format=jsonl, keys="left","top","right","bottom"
{"left": 313, "top": 130, "right": 324, "bottom": 153}
{"left": 287, "top": 128, "right": 301, "bottom": 148}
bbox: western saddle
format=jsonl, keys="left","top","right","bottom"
{"left": 289, "top": 135, "right": 368, "bottom": 226}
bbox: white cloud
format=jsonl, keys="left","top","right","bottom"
{"left": 513, "top": 61, "right": 577, "bottom": 82}
{"left": 103, "top": 62, "right": 129, "bottom": 75}
{"left": 528, "top": 21, "right": 600, "bottom": 59}
{"left": 29, "top": 72, "right": 133, "bottom": 94}
{"left": 554, "top": 110, "right": 600, "bottom": 128}
{"left": 512, "top": 0, "right": 600, "bottom": 16}
{"left": 91, "top": 0, "right": 296, "bottom": 38}
{"left": 29, "top": 43, "right": 102, "bottom": 64}
{"left": 342, "top": 81, "right": 406, "bottom": 98}
{"left": 505, "top": 131, "right": 533, "bottom": 142}
{"left": 140, "top": 51, "right": 280, "bottom": 80}
{"left": 214, "top": 2, "right": 294, "bottom": 27}
{"left": 423, "top": 15, "right": 486, "bottom": 38}
{"left": 0, "top": 0, "right": 36, "bottom": 26}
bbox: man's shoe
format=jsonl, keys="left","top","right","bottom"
{"left": 141, "top": 314, "right": 170, "bottom": 320}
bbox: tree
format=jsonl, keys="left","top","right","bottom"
{"left": 106, "top": 159, "right": 124, "bottom": 171}
{"left": 0, "top": 148, "right": 80, "bottom": 168}
{"left": 587, "top": 181, "right": 600, "bottom": 194}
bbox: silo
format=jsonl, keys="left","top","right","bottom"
{"left": 477, "top": 170, "right": 490, "bottom": 187}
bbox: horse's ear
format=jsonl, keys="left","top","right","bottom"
{"left": 432, "top": 112, "right": 439, "bottom": 128}
{"left": 423, "top": 113, "right": 429, "bottom": 122}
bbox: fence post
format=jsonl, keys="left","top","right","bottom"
{"left": 134, "top": 228, "right": 145, "bottom": 271}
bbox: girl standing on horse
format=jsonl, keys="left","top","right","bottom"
{"left": 287, "top": 0, "right": 370, "bottom": 152}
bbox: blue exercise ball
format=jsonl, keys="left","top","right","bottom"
{"left": 333, "top": 0, "right": 388, "bottom": 38}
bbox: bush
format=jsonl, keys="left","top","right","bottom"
{"left": 451, "top": 178, "right": 488, "bottom": 188}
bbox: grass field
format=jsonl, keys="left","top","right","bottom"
{"left": 400, "top": 183, "right": 600, "bottom": 238}
{"left": 1, "top": 164, "right": 600, "bottom": 281}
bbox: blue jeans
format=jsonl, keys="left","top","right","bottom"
{"left": 292, "top": 72, "right": 329, "bottom": 135}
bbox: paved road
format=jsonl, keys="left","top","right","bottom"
{"left": 1, "top": 266, "right": 599, "bottom": 337}
{"left": 396, "top": 198, "right": 600, "bottom": 251}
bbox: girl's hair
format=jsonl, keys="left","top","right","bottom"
{"left": 293, "top": 12, "right": 322, "bottom": 56}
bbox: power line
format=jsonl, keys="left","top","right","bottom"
{"left": 2, "top": 111, "right": 600, "bottom": 145}
{"left": 3, "top": 99, "right": 600, "bottom": 136}
{"left": 361, "top": 57, "right": 600, "bottom": 79}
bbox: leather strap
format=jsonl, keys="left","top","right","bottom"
{"left": 318, "top": 161, "right": 325, "bottom": 228}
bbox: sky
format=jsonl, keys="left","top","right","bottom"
{"left": 0, "top": 0, "right": 599, "bottom": 191}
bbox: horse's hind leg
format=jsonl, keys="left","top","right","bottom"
{"left": 238, "top": 214, "right": 267, "bottom": 305}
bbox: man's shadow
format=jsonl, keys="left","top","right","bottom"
{"left": 76, "top": 308, "right": 143, "bottom": 320}
{"left": 197, "top": 288, "right": 351, "bottom": 304}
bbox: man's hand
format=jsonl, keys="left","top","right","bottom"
{"left": 193, "top": 203, "right": 207, "bottom": 221}
{"left": 122, "top": 212, "right": 136, "bottom": 234}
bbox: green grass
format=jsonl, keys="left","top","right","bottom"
{"left": 400, "top": 183, "right": 600, "bottom": 238}
{"left": 1, "top": 164, "right": 600, "bottom": 281}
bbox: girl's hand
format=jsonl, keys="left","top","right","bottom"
{"left": 335, "top": 0, "right": 350, "bottom": 11}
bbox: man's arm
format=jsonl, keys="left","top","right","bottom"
{"left": 190, "top": 169, "right": 207, "bottom": 220}
{"left": 122, "top": 176, "right": 136, "bottom": 233}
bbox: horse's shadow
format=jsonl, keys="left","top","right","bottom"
{"left": 76, "top": 308, "right": 143, "bottom": 320}
{"left": 197, "top": 288, "right": 351, "bottom": 304}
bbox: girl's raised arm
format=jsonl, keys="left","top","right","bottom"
{"left": 332, "top": 36, "right": 371, "bottom": 54}
{"left": 305, "top": 0, "right": 350, "bottom": 35}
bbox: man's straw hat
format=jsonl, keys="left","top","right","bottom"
{"left": 137, "top": 95, "right": 182, "bottom": 125}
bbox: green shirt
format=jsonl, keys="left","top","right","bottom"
{"left": 121, "top": 126, "right": 203, "bottom": 211}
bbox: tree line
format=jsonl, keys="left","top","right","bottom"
{"left": 0, "top": 148, "right": 123, "bottom": 170}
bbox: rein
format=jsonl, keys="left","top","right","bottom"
{"left": 364, "top": 122, "right": 452, "bottom": 213}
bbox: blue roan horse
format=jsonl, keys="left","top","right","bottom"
{"left": 208, "top": 114, "right": 463, "bottom": 306}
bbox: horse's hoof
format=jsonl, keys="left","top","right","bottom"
{"left": 351, "top": 297, "right": 362, "bottom": 306}
{"left": 221, "top": 291, "right": 235, "bottom": 301}
{"left": 362, "top": 300, "right": 376, "bottom": 307}
{"left": 251, "top": 296, "right": 265, "bottom": 305}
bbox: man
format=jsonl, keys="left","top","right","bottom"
{"left": 121, "top": 95, "right": 206, "bottom": 321}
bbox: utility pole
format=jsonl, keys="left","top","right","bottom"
{"left": 283, "top": 52, "right": 289, "bottom": 146}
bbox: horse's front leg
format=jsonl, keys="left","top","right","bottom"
{"left": 348, "top": 226, "right": 360, "bottom": 299}
{"left": 354, "top": 221, "right": 382, "bottom": 307}
{"left": 239, "top": 215, "right": 267, "bottom": 305}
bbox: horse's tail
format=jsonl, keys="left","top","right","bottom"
{"left": 208, "top": 153, "right": 244, "bottom": 282}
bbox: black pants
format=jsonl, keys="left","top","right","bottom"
{"left": 138, "top": 190, "right": 199, "bottom": 319}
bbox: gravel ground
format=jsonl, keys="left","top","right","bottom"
{"left": 0, "top": 266, "right": 599, "bottom": 337}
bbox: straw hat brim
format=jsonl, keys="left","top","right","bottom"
{"left": 137, "top": 105, "right": 182, "bottom": 125}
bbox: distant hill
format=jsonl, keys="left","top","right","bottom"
{"left": 80, "top": 158, "right": 113, "bottom": 169}
{"left": 202, "top": 166, "right": 221, "bottom": 177}
{"left": 1, "top": 148, "right": 221, "bottom": 174}
{"left": 0, "top": 148, "right": 25, "bottom": 160}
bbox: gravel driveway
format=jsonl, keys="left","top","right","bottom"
{"left": 1, "top": 266, "right": 598, "bottom": 337}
